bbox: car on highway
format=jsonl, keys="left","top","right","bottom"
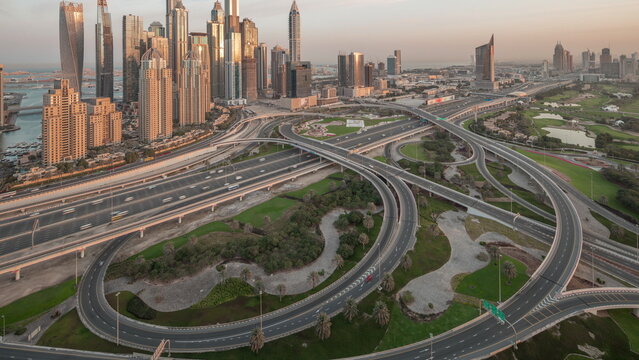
{"left": 235, "top": 176, "right": 243, "bottom": 180}
{"left": 125, "top": 197, "right": 134, "bottom": 202}
{"left": 111, "top": 211, "right": 128, "bottom": 222}
{"left": 80, "top": 224, "right": 92, "bottom": 230}
{"left": 62, "top": 208, "right": 76, "bottom": 215}
{"left": 162, "top": 197, "right": 173, "bottom": 203}
{"left": 228, "top": 184, "right": 240, "bottom": 191}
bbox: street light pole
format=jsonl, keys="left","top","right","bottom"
{"left": 429, "top": 332, "right": 434, "bottom": 360}
{"left": 498, "top": 254, "right": 502, "bottom": 303}
{"left": 75, "top": 251, "right": 78, "bottom": 287}
{"left": 591, "top": 246, "right": 595, "bottom": 287}
{"left": 259, "top": 290, "right": 263, "bottom": 330}
{"left": 1, "top": 314, "right": 5, "bottom": 339}
{"left": 116, "top": 292, "right": 121, "bottom": 346}
{"left": 505, "top": 320, "right": 518, "bottom": 350}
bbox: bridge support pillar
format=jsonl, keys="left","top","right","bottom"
{"left": 633, "top": 308, "right": 639, "bottom": 319}
{"left": 80, "top": 249, "right": 85, "bottom": 258}
{"left": 178, "top": 217, "right": 183, "bottom": 224}
{"left": 211, "top": 205, "right": 215, "bottom": 212}
{"left": 140, "top": 229, "right": 145, "bottom": 238}
{"left": 14, "top": 269, "right": 21, "bottom": 281}
{"left": 239, "top": 196, "right": 244, "bottom": 202}
{"left": 267, "top": 186, "right": 272, "bottom": 191}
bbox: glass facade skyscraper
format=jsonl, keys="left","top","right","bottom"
{"left": 59, "top": 1, "right": 84, "bottom": 93}
{"left": 96, "top": 0, "right": 114, "bottom": 99}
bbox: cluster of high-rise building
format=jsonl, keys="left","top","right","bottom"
{"left": 552, "top": 43, "right": 574, "bottom": 73}
{"left": 41, "top": 0, "right": 311, "bottom": 166}
{"left": 42, "top": 2, "right": 122, "bottom": 166}
{"left": 335, "top": 49, "right": 402, "bottom": 97}
{"left": 552, "top": 44, "right": 638, "bottom": 80}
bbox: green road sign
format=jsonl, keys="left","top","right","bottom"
{"left": 437, "top": 117, "right": 447, "bottom": 121}
{"left": 482, "top": 299, "right": 505, "bottom": 322}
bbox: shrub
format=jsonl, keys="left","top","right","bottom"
{"left": 191, "top": 278, "right": 255, "bottom": 309}
{"left": 401, "top": 291, "right": 415, "bottom": 305}
{"left": 127, "top": 296, "right": 157, "bottom": 320}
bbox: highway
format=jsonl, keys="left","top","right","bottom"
{"left": 1, "top": 84, "right": 638, "bottom": 359}
{"left": 74, "top": 136, "right": 420, "bottom": 352}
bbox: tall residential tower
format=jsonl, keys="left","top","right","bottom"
{"left": 475, "top": 35, "right": 495, "bottom": 82}
{"left": 59, "top": 2, "right": 84, "bottom": 93}
{"left": 96, "top": 0, "right": 114, "bottom": 99}
{"left": 289, "top": 1, "right": 301, "bottom": 63}
{"left": 139, "top": 49, "right": 173, "bottom": 142}
{"left": 207, "top": 1, "right": 225, "bottom": 99}
{"left": 122, "top": 14, "right": 144, "bottom": 103}
{"left": 224, "top": 0, "right": 245, "bottom": 104}
{"left": 171, "top": 1, "right": 189, "bottom": 83}
{"left": 42, "top": 79, "right": 87, "bottom": 165}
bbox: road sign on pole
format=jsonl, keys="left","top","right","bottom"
{"left": 482, "top": 299, "right": 505, "bottom": 323}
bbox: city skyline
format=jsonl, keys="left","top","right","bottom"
{"left": 2, "top": 0, "right": 639, "bottom": 70}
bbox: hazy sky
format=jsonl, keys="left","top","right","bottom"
{"left": 1, "top": 0, "right": 638, "bottom": 70}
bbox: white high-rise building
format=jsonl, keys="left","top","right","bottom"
{"left": 289, "top": 1, "right": 301, "bottom": 63}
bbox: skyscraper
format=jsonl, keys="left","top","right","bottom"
{"left": 189, "top": 33, "right": 211, "bottom": 112}
{"left": 241, "top": 18, "right": 258, "bottom": 60}
{"left": 553, "top": 43, "right": 566, "bottom": 72}
{"left": 149, "top": 36, "right": 170, "bottom": 64}
{"left": 393, "top": 50, "right": 402, "bottom": 74}
{"left": 179, "top": 51, "right": 207, "bottom": 126}
{"left": 42, "top": 79, "right": 87, "bottom": 165}
{"left": 171, "top": 1, "right": 189, "bottom": 83}
{"left": 87, "top": 97, "right": 122, "bottom": 148}
{"left": 139, "top": 48, "right": 173, "bottom": 142}
{"left": 349, "top": 52, "right": 365, "bottom": 87}
{"left": 166, "top": 0, "right": 177, "bottom": 70}
{"left": 0, "top": 64, "right": 4, "bottom": 127}
{"left": 601, "top": 48, "right": 613, "bottom": 66}
{"left": 387, "top": 55, "right": 397, "bottom": 76}
{"left": 338, "top": 54, "right": 351, "bottom": 87}
{"left": 287, "top": 61, "right": 311, "bottom": 98}
{"left": 241, "top": 18, "right": 258, "bottom": 102}
{"left": 582, "top": 50, "right": 593, "bottom": 70}
{"left": 123, "top": 14, "right": 145, "bottom": 103}
{"left": 96, "top": 0, "right": 113, "bottom": 99}
{"left": 364, "top": 62, "right": 375, "bottom": 87}
{"left": 224, "top": 0, "right": 244, "bottom": 103}
{"left": 148, "top": 21, "right": 165, "bottom": 37}
{"left": 475, "top": 35, "right": 495, "bottom": 82}
{"left": 271, "top": 45, "right": 289, "bottom": 97}
{"left": 207, "top": 1, "right": 225, "bottom": 100}
{"left": 289, "top": 1, "right": 301, "bottom": 63}
{"left": 60, "top": 2, "right": 84, "bottom": 93}
{"left": 255, "top": 43, "right": 268, "bottom": 91}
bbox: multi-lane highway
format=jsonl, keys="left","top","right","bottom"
{"left": 1, "top": 84, "right": 638, "bottom": 359}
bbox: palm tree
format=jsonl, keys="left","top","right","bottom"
{"left": 249, "top": 327, "right": 265, "bottom": 353}
{"left": 333, "top": 254, "right": 344, "bottom": 269}
{"left": 373, "top": 301, "right": 390, "bottom": 327}
{"left": 343, "top": 297, "right": 359, "bottom": 322}
{"left": 487, "top": 245, "right": 499, "bottom": 265}
{"left": 401, "top": 254, "right": 413, "bottom": 271}
{"left": 277, "top": 284, "right": 286, "bottom": 301}
{"left": 503, "top": 261, "right": 517, "bottom": 283}
{"left": 315, "top": 313, "right": 332, "bottom": 340}
{"left": 381, "top": 273, "right": 395, "bottom": 292}
{"left": 363, "top": 216, "right": 375, "bottom": 233}
{"left": 358, "top": 233, "right": 370, "bottom": 248}
{"left": 308, "top": 271, "right": 320, "bottom": 288}
{"left": 240, "top": 268, "right": 252, "bottom": 282}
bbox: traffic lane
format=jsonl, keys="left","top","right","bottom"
{"left": 0, "top": 117, "right": 420, "bottom": 247}
{"left": 0, "top": 157, "right": 324, "bottom": 256}
{"left": 0, "top": 345, "right": 129, "bottom": 360}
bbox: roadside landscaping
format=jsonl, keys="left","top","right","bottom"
{"left": 0, "top": 278, "right": 77, "bottom": 334}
